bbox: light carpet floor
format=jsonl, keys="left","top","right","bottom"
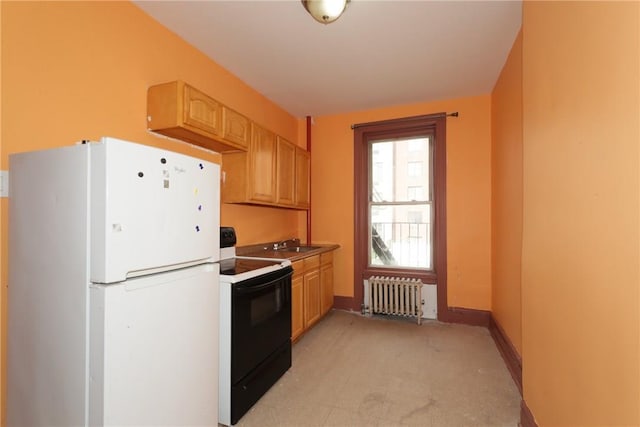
{"left": 237, "top": 310, "right": 521, "bottom": 427}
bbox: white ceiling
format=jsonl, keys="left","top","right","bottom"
{"left": 134, "top": 0, "right": 522, "bottom": 118}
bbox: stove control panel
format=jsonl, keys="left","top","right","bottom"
{"left": 220, "top": 227, "right": 237, "bottom": 248}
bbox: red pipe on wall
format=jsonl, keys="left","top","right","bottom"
{"left": 306, "top": 116, "right": 312, "bottom": 245}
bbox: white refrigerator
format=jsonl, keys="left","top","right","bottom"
{"left": 8, "top": 137, "right": 220, "bottom": 426}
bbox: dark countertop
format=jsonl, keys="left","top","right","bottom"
{"left": 237, "top": 243, "right": 340, "bottom": 262}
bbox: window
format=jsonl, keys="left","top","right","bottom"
{"left": 408, "top": 138, "right": 424, "bottom": 152}
{"left": 369, "top": 137, "right": 432, "bottom": 269}
{"left": 407, "top": 211, "right": 423, "bottom": 223}
{"left": 372, "top": 162, "right": 384, "bottom": 185}
{"left": 407, "top": 161, "right": 423, "bottom": 178}
{"left": 407, "top": 186, "right": 423, "bottom": 201}
{"left": 353, "top": 113, "right": 447, "bottom": 314}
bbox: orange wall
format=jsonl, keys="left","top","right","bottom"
{"left": 311, "top": 96, "right": 492, "bottom": 310}
{"left": 0, "top": 2, "right": 304, "bottom": 422}
{"left": 521, "top": 1, "right": 639, "bottom": 425}
{"left": 491, "top": 30, "right": 523, "bottom": 355}
{"left": 0, "top": 4, "right": 3, "bottom": 425}
{"left": 1, "top": 1, "right": 304, "bottom": 241}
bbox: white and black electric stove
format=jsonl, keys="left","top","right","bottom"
{"left": 218, "top": 227, "right": 293, "bottom": 426}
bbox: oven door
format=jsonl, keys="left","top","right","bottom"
{"left": 231, "top": 266, "right": 292, "bottom": 383}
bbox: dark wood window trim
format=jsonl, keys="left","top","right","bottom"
{"left": 352, "top": 113, "right": 449, "bottom": 320}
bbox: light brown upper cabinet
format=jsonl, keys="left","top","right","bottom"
{"left": 276, "top": 137, "right": 296, "bottom": 205}
{"left": 222, "top": 106, "right": 250, "bottom": 150}
{"left": 222, "top": 123, "right": 277, "bottom": 204}
{"left": 182, "top": 84, "right": 221, "bottom": 136}
{"left": 248, "top": 124, "right": 277, "bottom": 203}
{"left": 295, "top": 147, "right": 310, "bottom": 209}
{"left": 147, "top": 81, "right": 247, "bottom": 153}
{"left": 222, "top": 130, "right": 310, "bottom": 210}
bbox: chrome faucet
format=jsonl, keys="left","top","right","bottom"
{"left": 273, "top": 238, "right": 300, "bottom": 251}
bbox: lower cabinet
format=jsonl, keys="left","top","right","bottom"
{"left": 291, "top": 265, "right": 305, "bottom": 341}
{"left": 303, "top": 256, "right": 321, "bottom": 329}
{"left": 291, "top": 250, "right": 334, "bottom": 342}
{"left": 320, "top": 252, "right": 334, "bottom": 316}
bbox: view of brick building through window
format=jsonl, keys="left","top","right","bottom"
{"left": 369, "top": 136, "right": 432, "bottom": 269}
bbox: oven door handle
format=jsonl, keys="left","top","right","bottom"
{"left": 234, "top": 271, "right": 293, "bottom": 295}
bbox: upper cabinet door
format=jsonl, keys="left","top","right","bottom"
{"left": 148, "top": 81, "right": 247, "bottom": 153}
{"left": 183, "top": 84, "right": 222, "bottom": 137}
{"left": 249, "top": 124, "right": 276, "bottom": 203}
{"left": 276, "top": 137, "right": 296, "bottom": 206}
{"left": 295, "top": 147, "right": 310, "bottom": 209}
{"left": 222, "top": 107, "right": 250, "bottom": 150}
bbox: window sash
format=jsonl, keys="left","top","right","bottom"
{"left": 369, "top": 137, "right": 433, "bottom": 204}
{"left": 368, "top": 201, "right": 434, "bottom": 270}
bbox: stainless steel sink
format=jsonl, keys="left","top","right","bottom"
{"left": 282, "top": 246, "right": 321, "bottom": 253}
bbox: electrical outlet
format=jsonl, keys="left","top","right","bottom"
{"left": 0, "top": 170, "right": 8, "bottom": 197}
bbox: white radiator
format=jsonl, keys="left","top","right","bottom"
{"left": 367, "top": 276, "right": 423, "bottom": 325}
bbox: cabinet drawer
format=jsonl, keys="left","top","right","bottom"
{"left": 292, "top": 260, "right": 304, "bottom": 276}
{"left": 320, "top": 251, "right": 333, "bottom": 266}
{"left": 303, "top": 255, "right": 320, "bottom": 271}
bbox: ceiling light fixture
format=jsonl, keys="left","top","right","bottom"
{"left": 301, "top": 0, "right": 350, "bottom": 24}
